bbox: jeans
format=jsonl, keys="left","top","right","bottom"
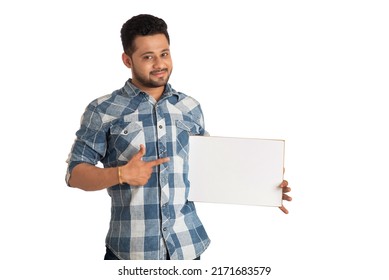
{"left": 104, "top": 246, "right": 200, "bottom": 260}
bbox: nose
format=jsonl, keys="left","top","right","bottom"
{"left": 153, "top": 56, "right": 164, "bottom": 69}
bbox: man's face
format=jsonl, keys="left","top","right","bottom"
{"left": 125, "top": 34, "right": 172, "bottom": 92}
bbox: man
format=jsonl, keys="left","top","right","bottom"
{"left": 66, "top": 14, "right": 291, "bottom": 260}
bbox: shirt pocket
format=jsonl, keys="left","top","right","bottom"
{"left": 109, "top": 121, "right": 145, "bottom": 162}
{"left": 175, "top": 120, "right": 201, "bottom": 158}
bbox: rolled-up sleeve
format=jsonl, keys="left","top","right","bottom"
{"left": 65, "top": 103, "right": 108, "bottom": 185}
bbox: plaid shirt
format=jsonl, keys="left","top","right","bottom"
{"left": 66, "top": 80, "right": 210, "bottom": 260}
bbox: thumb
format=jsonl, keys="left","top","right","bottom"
{"left": 133, "top": 144, "right": 146, "bottom": 160}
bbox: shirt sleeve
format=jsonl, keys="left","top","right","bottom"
{"left": 189, "top": 98, "right": 209, "bottom": 136}
{"left": 65, "top": 103, "right": 108, "bottom": 185}
{"left": 198, "top": 104, "right": 210, "bottom": 136}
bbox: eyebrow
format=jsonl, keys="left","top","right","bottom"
{"left": 140, "top": 48, "right": 170, "bottom": 56}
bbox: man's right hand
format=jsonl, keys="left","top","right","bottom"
{"left": 119, "top": 144, "right": 170, "bottom": 186}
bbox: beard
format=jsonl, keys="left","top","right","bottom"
{"left": 132, "top": 67, "right": 172, "bottom": 88}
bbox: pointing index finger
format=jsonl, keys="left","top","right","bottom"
{"left": 148, "top": 157, "right": 170, "bottom": 167}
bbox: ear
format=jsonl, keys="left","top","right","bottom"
{"left": 122, "top": 52, "right": 132, "bottom": 68}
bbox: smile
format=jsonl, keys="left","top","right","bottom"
{"left": 151, "top": 69, "right": 167, "bottom": 77}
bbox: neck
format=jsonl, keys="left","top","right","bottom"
{"left": 130, "top": 80, "right": 165, "bottom": 101}
{"left": 146, "top": 87, "right": 164, "bottom": 101}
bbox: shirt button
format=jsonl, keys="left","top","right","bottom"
{"left": 159, "top": 125, "right": 163, "bottom": 129}
{"left": 163, "top": 227, "right": 167, "bottom": 231}
{"left": 123, "top": 130, "right": 128, "bottom": 135}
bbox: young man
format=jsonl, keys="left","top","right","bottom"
{"left": 66, "top": 14, "right": 291, "bottom": 260}
{"left": 66, "top": 14, "right": 209, "bottom": 260}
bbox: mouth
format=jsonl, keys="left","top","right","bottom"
{"left": 151, "top": 69, "right": 168, "bottom": 78}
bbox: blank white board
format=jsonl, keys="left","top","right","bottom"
{"left": 188, "top": 136, "right": 285, "bottom": 207}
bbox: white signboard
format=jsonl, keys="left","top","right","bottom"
{"left": 188, "top": 136, "right": 285, "bottom": 207}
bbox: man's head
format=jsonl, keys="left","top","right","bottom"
{"left": 120, "top": 14, "right": 173, "bottom": 98}
{"left": 121, "top": 14, "right": 170, "bottom": 56}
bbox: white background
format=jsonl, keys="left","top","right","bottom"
{"left": 1, "top": 0, "right": 388, "bottom": 279}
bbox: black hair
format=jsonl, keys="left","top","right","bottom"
{"left": 120, "top": 14, "right": 170, "bottom": 55}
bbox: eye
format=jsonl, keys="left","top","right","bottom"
{"left": 143, "top": 55, "right": 153, "bottom": 60}
{"left": 161, "top": 52, "right": 169, "bottom": 58}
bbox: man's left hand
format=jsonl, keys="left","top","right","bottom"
{"left": 279, "top": 180, "right": 292, "bottom": 214}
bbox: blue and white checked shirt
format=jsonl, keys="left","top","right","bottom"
{"left": 66, "top": 79, "right": 210, "bottom": 260}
